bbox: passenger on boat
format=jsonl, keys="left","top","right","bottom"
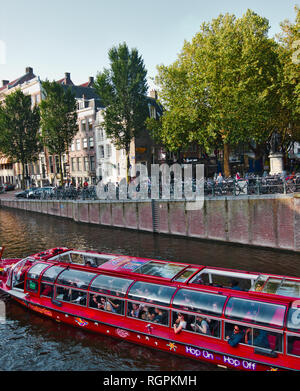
{"left": 245, "top": 328, "right": 270, "bottom": 349}
{"left": 131, "top": 303, "right": 142, "bottom": 318}
{"left": 226, "top": 325, "right": 245, "bottom": 347}
{"left": 173, "top": 313, "right": 187, "bottom": 334}
{"left": 153, "top": 307, "right": 164, "bottom": 324}
{"left": 231, "top": 280, "right": 242, "bottom": 291}
{"left": 41, "top": 284, "right": 53, "bottom": 297}
{"left": 106, "top": 298, "right": 120, "bottom": 313}
{"left": 191, "top": 316, "right": 211, "bottom": 335}
{"left": 255, "top": 283, "right": 264, "bottom": 292}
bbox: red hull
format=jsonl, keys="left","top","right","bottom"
{"left": 6, "top": 291, "right": 288, "bottom": 371}
{"left": 0, "top": 247, "right": 299, "bottom": 371}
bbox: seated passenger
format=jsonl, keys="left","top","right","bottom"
{"left": 245, "top": 328, "right": 270, "bottom": 349}
{"left": 41, "top": 284, "right": 53, "bottom": 297}
{"left": 173, "top": 313, "right": 187, "bottom": 334}
{"left": 72, "top": 293, "right": 86, "bottom": 305}
{"left": 153, "top": 307, "right": 164, "bottom": 324}
{"left": 106, "top": 298, "right": 120, "bottom": 313}
{"left": 191, "top": 316, "right": 211, "bottom": 335}
{"left": 130, "top": 303, "right": 142, "bottom": 318}
{"left": 226, "top": 325, "right": 244, "bottom": 347}
{"left": 231, "top": 280, "right": 242, "bottom": 291}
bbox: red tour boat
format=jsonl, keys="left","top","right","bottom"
{"left": 0, "top": 246, "right": 300, "bottom": 371}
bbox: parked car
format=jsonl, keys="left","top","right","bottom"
{"left": 28, "top": 187, "right": 55, "bottom": 199}
{"left": 15, "top": 187, "right": 38, "bottom": 199}
{"left": 3, "top": 183, "right": 15, "bottom": 191}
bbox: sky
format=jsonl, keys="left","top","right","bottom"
{"left": 0, "top": 0, "right": 298, "bottom": 91}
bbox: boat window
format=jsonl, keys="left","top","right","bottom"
{"left": 172, "top": 289, "right": 226, "bottom": 316}
{"left": 224, "top": 322, "right": 283, "bottom": 352}
{"left": 41, "top": 265, "right": 66, "bottom": 283}
{"left": 55, "top": 286, "right": 87, "bottom": 306}
{"left": 90, "top": 275, "right": 133, "bottom": 297}
{"left": 192, "top": 272, "right": 252, "bottom": 291}
{"left": 225, "top": 297, "right": 286, "bottom": 328}
{"left": 56, "top": 269, "right": 97, "bottom": 289}
{"left": 287, "top": 307, "right": 300, "bottom": 332}
{"left": 173, "top": 268, "right": 199, "bottom": 283}
{"left": 128, "top": 281, "right": 176, "bottom": 306}
{"left": 57, "top": 253, "right": 71, "bottom": 263}
{"left": 172, "top": 310, "right": 221, "bottom": 338}
{"left": 26, "top": 279, "right": 39, "bottom": 292}
{"left": 27, "top": 263, "right": 50, "bottom": 280}
{"left": 8, "top": 258, "right": 35, "bottom": 289}
{"left": 89, "top": 294, "right": 124, "bottom": 315}
{"left": 69, "top": 253, "right": 85, "bottom": 264}
{"left": 134, "top": 261, "right": 186, "bottom": 279}
{"left": 127, "top": 301, "right": 169, "bottom": 326}
{"left": 40, "top": 283, "right": 54, "bottom": 298}
{"left": 287, "top": 335, "right": 300, "bottom": 357}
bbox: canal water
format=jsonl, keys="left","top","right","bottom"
{"left": 0, "top": 207, "right": 299, "bottom": 371}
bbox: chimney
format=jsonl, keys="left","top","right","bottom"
{"left": 64, "top": 72, "right": 73, "bottom": 85}
{"left": 149, "top": 89, "right": 158, "bottom": 100}
{"left": 88, "top": 76, "right": 94, "bottom": 85}
{"left": 25, "top": 67, "right": 33, "bottom": 74}
{"left": 2, "top": 80, "right": 9, "bottom": 87}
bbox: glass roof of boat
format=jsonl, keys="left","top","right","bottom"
{"left": 100, "top": 256, "right": 187, "bottom": 279}
{"left": 250, "top": 275, "right": 300, "bottom": 298}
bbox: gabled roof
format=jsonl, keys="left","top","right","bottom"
{"left": 0, "top": 67, "right": 36, "bottom": 93}
{"left": 61, "top": 84, "right": 104, "bottom": 109}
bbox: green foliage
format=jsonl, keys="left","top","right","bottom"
{"left": 94, "top": 42, "right": 149, "bottom": 179}
{"left": 40, "top": 81, "right": 78, "bottom": 155}
{"left": 154, "top": 9, "right": 282, "bottom": 174}
{"left": 0, "top": 89, "right": 41, "bottom": 186}
{"left": 40, "top": 81, "right": 78, "bottom": 184}
{"left": 275, "top": 6, "right": 300, "bottom": 144}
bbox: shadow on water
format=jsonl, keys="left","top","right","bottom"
{"left": 0, "top": 207, "right": 299, "bottom": 370}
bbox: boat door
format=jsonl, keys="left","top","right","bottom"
{"left": 7, "top": 258, "right": 35, "bottom": 291}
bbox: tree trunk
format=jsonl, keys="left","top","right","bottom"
{"left": 223, "top": 143, "right": 231, "bottom": 178}
{"left": 126, "top": 145, "right": 131, "bottom": 184}
{"left": 22, "top": 162, "right": 26, "bottom": 190}
{"left": 59, "top": 153, "right": 63, "bottom": 187}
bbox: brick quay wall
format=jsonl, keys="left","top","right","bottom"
{"left": 1, "top": 194, "right": 300, "bottom": 252}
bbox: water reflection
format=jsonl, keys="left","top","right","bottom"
{"left": 0, "top": 207, "right": 299, "bottom": 370}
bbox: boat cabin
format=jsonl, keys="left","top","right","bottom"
{"left": 3, "top": 249, "right": 300, "bottom": 369}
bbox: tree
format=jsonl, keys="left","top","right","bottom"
{"left": 152, "top": 10, "right": 281, "bottom": 177}
{"left": 94, "top": 42, "right": 149, "bottom": 182}
{"left": 40, "top": 81, "right": 78, "bottom": 186}
{"left": 0, "top": 89, "right": 41, "bottom": 189}
{"left": 274, "top": 6, "right": 300, "bottom": 148}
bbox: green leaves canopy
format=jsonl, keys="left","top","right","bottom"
{"left": 154, "top": 10, "right": 280, "bottom": 154}
{"left": 0, "top": 89, "right": 41, "bottom": 165}
{"left": 94, "top": 42, "right": 149, "bottom": 157}
{"left": 40, "top": 80, "right": 78, "bottom": 155}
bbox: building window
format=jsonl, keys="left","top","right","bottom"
{"left": 77, "top": 157, "right": 82, "bottom": 172}
{"left": 99, "top": 128, "right": 105, "bottom": 141}
{"left": 55, "top": 156, "right": 60, "bottom": 173}
{"left": 88, "top": 118, "right": 93, "bottom": 131}
{"left": 71, "top": 158, "right": 76, "bottom": 171}
{"left": 83, "top": 138, "right": 88, "bottom": 148}
{"left": 84, "top": 157, "right": 89, "bottom": 171}
{"left": 76, "top": 139, "right": 81, "bottom": 151}
{"left": 106, "top": 144, "right": 112, "bottom": 158}
{"left": 89, "top": 136, "right": 94, "bottom": 148}
{"left": 90, "top": 156, "right": 95, "bottom": 171}
{"left": 49, "top": 156, "right": 54, "bottom": 174}
{"left": 98, "top": 145, "right": 104, "bottom": 158}
{"left": 81, "top": 119, "right": 86, "bottom": 132}
{"left": 71, "top": 141, "right": 75, "bottom": 152}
